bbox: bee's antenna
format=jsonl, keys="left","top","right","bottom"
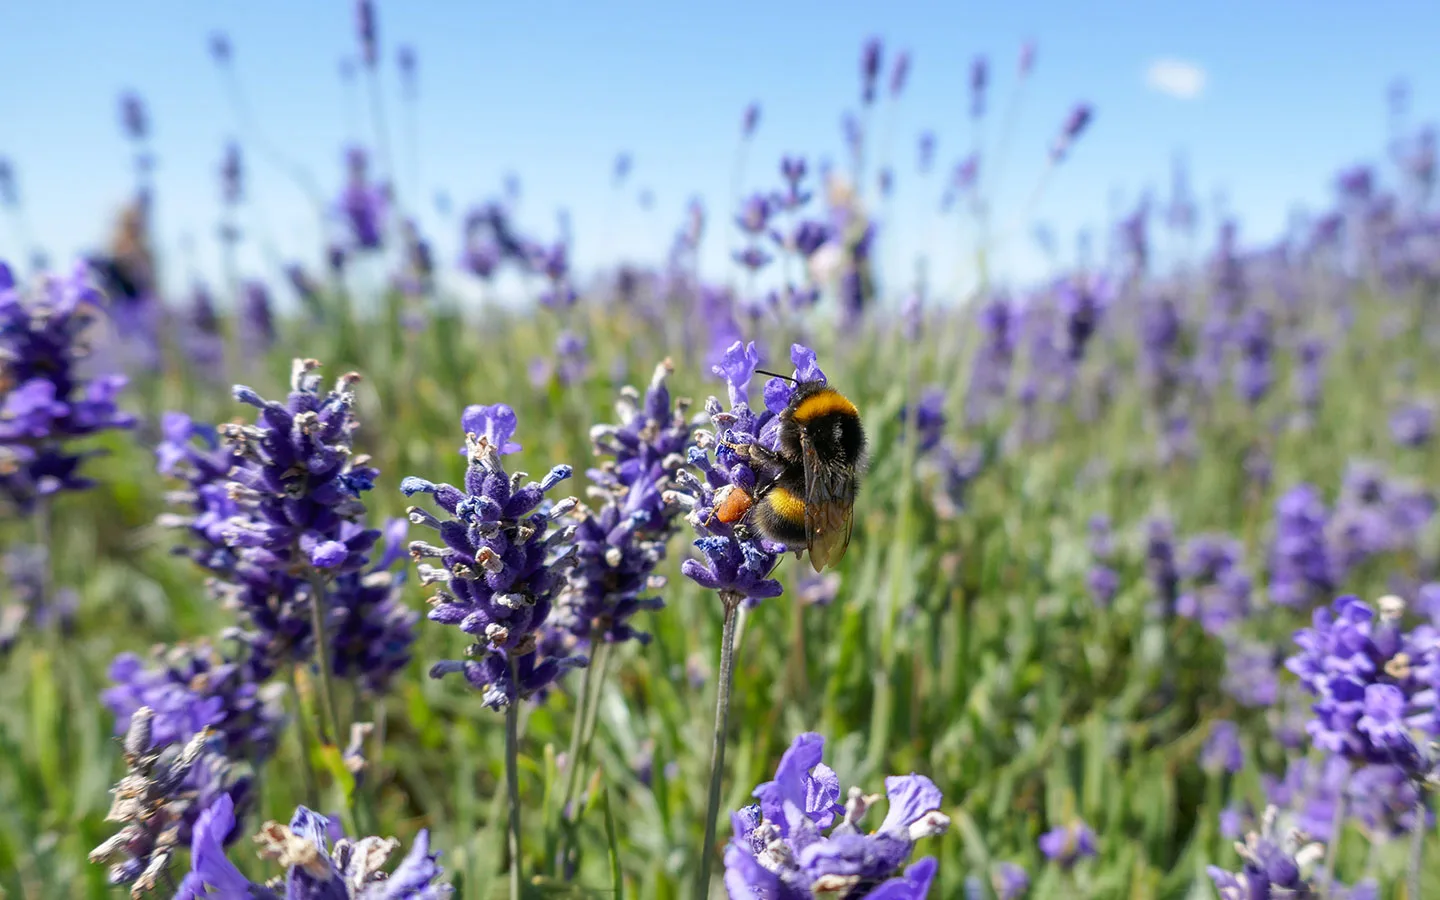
{"left": 755, "top": 368, "right": 798, "bottom": 383}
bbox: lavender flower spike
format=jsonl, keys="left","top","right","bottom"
{"left": 403, "top": 412, "right": 585, "bottom": 709}
{"left": 725, "top": 732, "right": 948, "bottom": 897}
{"left": 174, "top": 793, "right": 452, "bottom": 898}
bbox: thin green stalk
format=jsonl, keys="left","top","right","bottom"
{"left": 505, "top": 657, "right": 524, "bottom": 900}
{"left": 285, "top": 666, "right": 321, "bottom": 809}
{"left": 305, "top": 574, "right": 344, "bottom": 747}
{"left": 1408, "top": 795, "right": 1426, "bottom": 900}
{"left": 696, "top": 590, "right": 743, "bottom": 900}
{"left": 579, "top": 642, "right": 613, "bottom": 749}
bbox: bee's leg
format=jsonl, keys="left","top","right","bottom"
{"left": 734, "top": 522, "right": 756, "bottom": 542}
{"left": 718, "top": 438, "right": 784, "bottom": 468}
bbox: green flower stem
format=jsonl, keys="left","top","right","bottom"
{"left": 696, "top": 589, "right": 743, "bottom": 900}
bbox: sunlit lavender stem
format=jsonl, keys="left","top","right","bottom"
{"left": 696, "top": 589, "right": 743, "bottom": 898}
{"left": 506, "top": 655, "right": 523, "bottom": 900}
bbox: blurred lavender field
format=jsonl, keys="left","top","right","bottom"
{"left": 2, "top": 4, "right": 1440, "bottom": 899}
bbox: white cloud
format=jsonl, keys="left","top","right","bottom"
{"left": 1145, "top": 58, "right": 1207, "bottom": 100}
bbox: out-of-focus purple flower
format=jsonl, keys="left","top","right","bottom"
{"left": 173, "top": 793, "right": 452, "bottom": 898}
{"left": 1295, "top": 337, "right": 1327, "bottom": 413}
{"left": 546, "top": 361, "right": 691, "bottom": 649}
{"left": 969, "top": 56, "right": 988, "bottom": 119}
{"left": 0, "top": 264, "right": 136, "bottom": 511}
{"left": 239, "top": 280, "right": 276, "bottom": 354}
{"left": 1234, "top": 308, "right": 1273, "bottom": 405}
{"left": 1223, "top": 637, "right": 1279, "bottom": 708}
{"left": 1018, "top": 40, "right": 1036, "bottom": 76}
{"left": 355, "top": 0, "right": 378, "bottom": 68}
{"left": 860, "top": 37, "right": 883, "bottom": 105}
{"left": 1201, "top": 720, "right": 1244, "bottom": 773}
{"left": 889, "top": 50, "right": 911, "bottom": 98}
{"left": 991, "top": 862, "right": 1030, "bottom": 899}
{"left": 0, "top": 158, "right": 16, "bottom": 208}
{"left": 119, "top": 92, "right": 148, "bottom": 142}
{"left": 1050, "top": 104, "right": 1093, "bottom": 163}
{"left": 1038, "top": 820, "right": 1096, "bottom": 869}
{"left": 899, "top": 387, "right": 947, "bottom": 455}
{"left": 1087, "top": 566, "right": 1119, "bottom": 608}
{"left": 736, "top": 193, "right": 771, "bottom": 236}
{"left": 1336, "top": 166, "right": 1374, "bottom": 205}
{"left": 208, "top": 32, "right": 231, "bottom": 65}
{"left": 1286, "top": 594, "right": 1439, "bottom": 771}
{"left": 1206, "top": 806, "right": 1326, "bottom": 900}
{"left": 724, "top": 732, "right": 947, "bottom": 897}
{"left": 964, "top": 294, "right": 1016, "bottom": 424}
{"left": 741, "top": 103, "right": 761, "bottom": 139}
{"left": 1176, "top": 534, "right": 1251, "bottom": 635}
{"left": 1330, "top": 462, "right": 1436, "bottom": 569}
{"left": 1145, "top": 518, "right": 1180, "bottom": 622}
{"left": 397, "top": 44, "right": 417, "bottom": 96}
{"left": 796, "top": 572, "right": 841, "bottom": 607}
{"left": 338, "top": 147, "right": 387, "bottom": 251}
{"left": 219, "top": 142, "right": 243, "bottom": 206}
{"left": 1390, "top": 401, "right": 1435, "bottom": 448}
{"left": 179, "top": 283, "right": 224, "bottom": 369}
{"left": 1056, "top": 276, "right": 1107, "bottom": 362}
{"left": 0, "top": 545, "right": 77, "bottom": 653}
{"left": 402, "top": 408, "right": 584, "bottom": 709}
{"left": 917, "top": 131, "right": 936, "bottom": 175}
{"left": 1268, "top": 484, "right": 1337, "bottom": 608}
{"left": 327, "top": 518, "right": 421, "bottom": 696}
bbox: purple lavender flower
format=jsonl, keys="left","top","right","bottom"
{"left": 741, "top": 103, "right": 761, "bottom": 139}
{"left": 1223, "top": 637, "right": 1280, "bottom": 708}
{"left": 1018, "top": 40, "right": 1036, "bottom": 76}
{"left": 899, "top": 386, "right": 946, "bottom": 455}
{"left": 89, "top": 710, "right": 221, "bottom": 894}
{"left": 889, "top": 50, "right": 911, "bottom": 98}
{"left": 397, "top": 45, "right": 418, "bottom": 95}
{"left": 402, "top": 407, "right": 585, "bottom": 709}
{"left": 860, "top": 37, "right": 883, "bottom": 105}
{"left": 0, "top": 544, "right": 77, "bottom": 652}
{"left": 546, "top": 361, "right": 691, "bottom": 649}
{"left": 0, "top": 263, "right": 136, "bottom": 511}
{"left": 969, "top": 56, "right": 988, "bottom": 119}
{"left": 219, "top": 142, "right": 243, "bottom": 206}
{"left": 328, "top": 518, "right": 421, "bottom": 695}
{"left": 917, "top": 132, "right": 936, "bottom": 175}
{"left": 1201, "top": 720, "right": 1245, "bottom": 773}
{"left": 1234, "top": 307, "right": 1273, "bottom": 405}
{"left": 101, "top": 640, "right": 282, "bottom": 848}
{"left": 672, "top": 342, "right": 814, "bottom": 603}
{"left": 1145, "top": 518, "right": 1180, "bottom": 622}
{"left": 1176, "top": 534, "right": 1251, "bottom": 635}
{"left": 991, "top": 862, "right": 1029, "bottom": 899}
{"left": 355, "top": 0, "right": 378, "bottom": 68}
{"left": 239, "top": 280, "right": 276, "bottom": 354}
{"left": 173, "top": 793, "right": 451, "bottom": 898}
{"left": 1038, "top": 820, "right": 1097, "bottom": 869}
{"left": 1286, "top": 594, "right": 1439, "bottom": 770}
{"left": 1390, "top": 401, "right": 1435, "bottom": 447}
{"left": 964, "top": 294, "right": 1017, "bottom": 424}
{"left": 1268, "top": 484, "right": 1337, "bottom": 608}
{"left": 724, "top": 732, "right": 948, "bottom": 898}
{"left": 208, "top": 32, "right": 231, "bottom": 65}
{"left": 338, "top": 147, "right": 387, "bottom": 251}
{"left": 1206, "top": 806, "right": 1326, "bottom": 900}
{"left": 1050, "top": 104, "right": 1093, "bottom": 163}
{"left": 118, "top": 92, "right": 148, "bottom": 142}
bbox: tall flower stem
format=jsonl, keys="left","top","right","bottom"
{"left": 696, "top": 589, "right": 743, "bottom": 899}
{"left": 285, "top": 666, "right": 321, "bottom": 809}
{"left": 1408, "top": 796, "right": 1426, "bottom": 900}
{"left": 306, "top": 574, "right": 344, "bottom": 747}
{"left": 505, "top": 656, "right": 524, "bottom": 900}
{"left": 560, "top": 650, "right": 597, "bottom": 814}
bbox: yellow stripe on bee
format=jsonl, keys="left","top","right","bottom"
{"left": 792, "top": 388, "right": 858, "bottom": 423}
{"left": 765, "top": 485, "right": 808, "bottom": 523}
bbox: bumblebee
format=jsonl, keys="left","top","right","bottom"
{"left": 716, "top": 374, "right": 867, "bottom": 571}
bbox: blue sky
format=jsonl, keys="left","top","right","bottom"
{"left": 0, "top": 0, "right": 1436, "bottom": 307}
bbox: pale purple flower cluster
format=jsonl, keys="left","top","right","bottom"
{"left": 175, "top": 794, "right": 451, "bottom": 898}
{"left": 1329, "top": 462, "right": 1436, "bottom": 571}
{"left": 1205, "top": 806, "right": 1334, "bottom": 900}
{"left": 0, "top": 544, "right": 77, "bottom": 652}
{"left": 1086, "top": 515, "right": 1119, "bottom": 608}
{"left": 1390, "top": 400, "right": 1435, "bottom": 448}
{"left": 0, "top": 261, "right": 136, "bottom": 511}
{"left": 1037, "top": 820, "right": 1097, "bottom": 869}
{"left": 724, "top": 733, "right": 948, "bottom": 899}
{"left": 548, "top": 361, "right": 691, "bottom": 649}
{"left": 402, "top": 404, "right": 585, "bottom": 708}
{"left": 965, "top": 295, "right": 1017, "bottom": 425}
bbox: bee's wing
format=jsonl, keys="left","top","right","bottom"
{"left": 801, "top": 431, "right": 856, "bottom": 572}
